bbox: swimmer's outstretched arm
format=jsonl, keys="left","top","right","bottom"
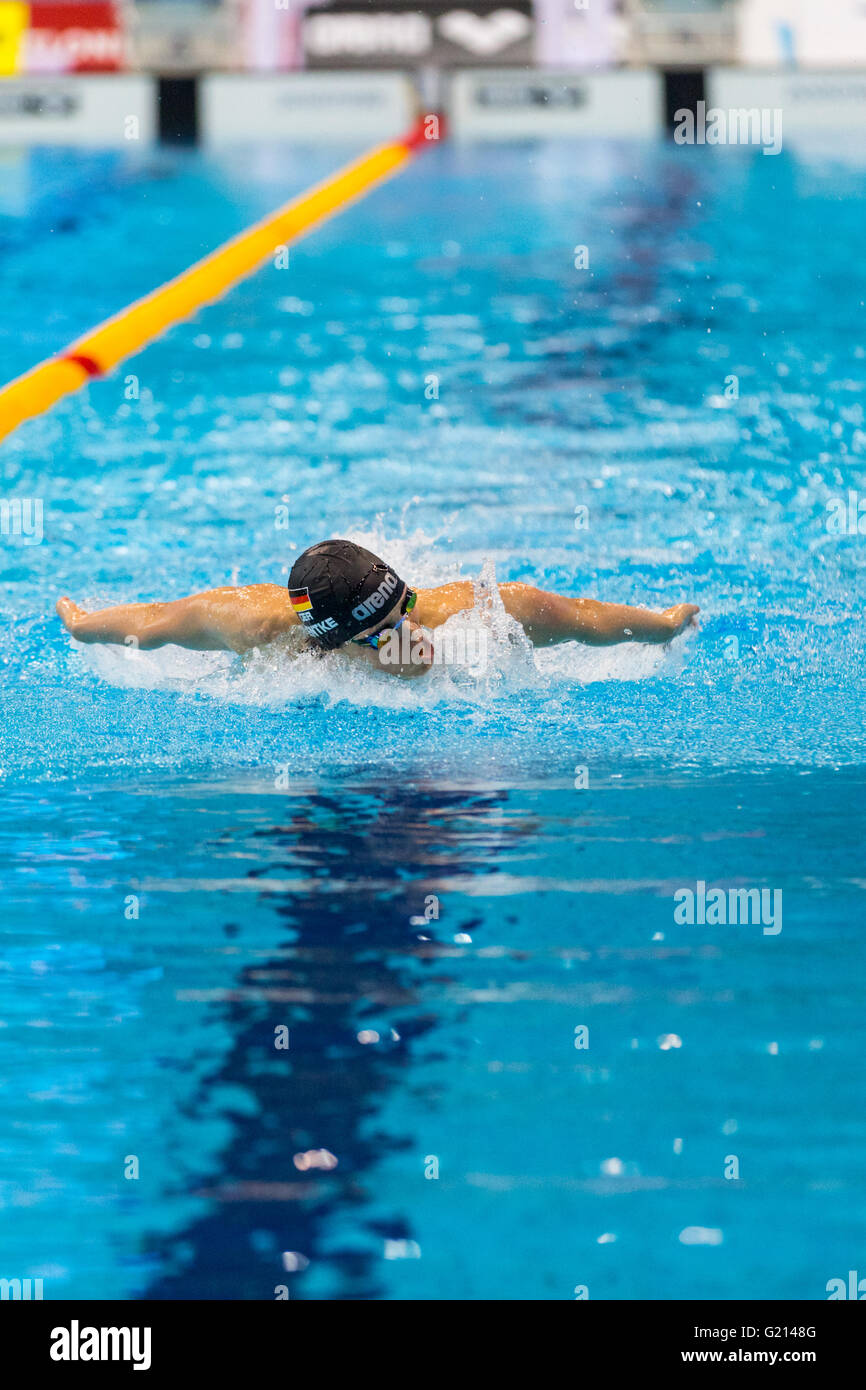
{"left": 497, "top": 585, "right": 699, "bottom": 646}
{"left": 417, "top": 582, "right": 699, "bottom": 647}
{"left": 56, "top": 585, "right": 297, "bottom": 655}
{"left": 57, "top": 579, "right": 698, "bottom": 657}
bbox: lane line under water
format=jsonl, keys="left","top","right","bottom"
{"left": 0, "top": 117, "right": 431, "bottom": 442}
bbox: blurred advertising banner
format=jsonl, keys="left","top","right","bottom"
{"left": 201, "top": 71, "right": 416, "bottom": 140}
{"left": 0, "top": 74, "right": 154, "bottom": 143}
{"left": 0, "top": 0, "right": 124, "bottom": 74}
{"left": 738, "top": 0, "right": 866, "bottom": 66}
{"left": 301, "top": 2, "right": 534, "bottom": 68}
{"left": 451, "top": 67, "right": 661, "bottom": 136}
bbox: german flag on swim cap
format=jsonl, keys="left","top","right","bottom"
{"left": 289, "top": 588, "right": 313, "bottom": 615}
{"left": 288, "top": 539, "right": 406, "bottom": 649}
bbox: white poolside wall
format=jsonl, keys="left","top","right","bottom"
{"left": 200, "top": 72, "right": 418, "bottom": 144}
{"left": 448, "top": 68, "right": 663, "bottom": 138}
{"left": 0, "top": 75, "right": 156, "bottom": 145}
{"left": 707, "top": 68, "right": 866, "bottom": 132}
{"left": 1, "top": 69, "right": 865, "bottom": 147}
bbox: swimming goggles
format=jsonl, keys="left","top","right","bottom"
{"left": 351, "top": 588, "right": 417, "bottom": 650}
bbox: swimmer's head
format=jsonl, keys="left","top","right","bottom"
{"left": 288, "top": 539, "right": 408, "bottom": 649}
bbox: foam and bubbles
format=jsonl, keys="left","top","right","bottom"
{"left": 75, "top": 544, "right": 688, "bottom": 711}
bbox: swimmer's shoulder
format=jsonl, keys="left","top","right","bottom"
{"left": 207, "top": 583, "right": 299, "bottom": 651}
{"left": 242, "top": 584, "right": 296, "bottom": 608}
{"left": 414, "top": 581, "right": 475, "bottom": 629}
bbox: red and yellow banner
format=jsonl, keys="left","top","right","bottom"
{"left": 0, "top": 1, "right": 123, "bottom": 75}
{"left": 0, "top": 2, "right": 29, "bottom": 73}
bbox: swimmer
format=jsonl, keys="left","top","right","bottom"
{"left": 56, "top": 538, "right": 699, "bottom": 680}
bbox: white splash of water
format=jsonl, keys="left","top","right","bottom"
{"left": 73, "top": 542, "right": 693, "bottom": 707}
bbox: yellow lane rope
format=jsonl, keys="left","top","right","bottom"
{"left": 0, "top": 120, "right": 427, "bottom": 442}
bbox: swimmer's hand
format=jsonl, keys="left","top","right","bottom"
{"left": 57, "top": 596, "right": 87, "bottom": 635}
{"left": 662, "top": 604, "right": 700, "bottom": 640}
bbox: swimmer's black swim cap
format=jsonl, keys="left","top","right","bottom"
{"left": 288, "top": 540, "right": 407, "bottom": 649}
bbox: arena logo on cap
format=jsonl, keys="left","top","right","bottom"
{"left": 352, "top": 571, "right": 399, "bottom": 621}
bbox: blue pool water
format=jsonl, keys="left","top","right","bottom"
{"left": 1, "top": 137, "right": 864, "bottom": 1300}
